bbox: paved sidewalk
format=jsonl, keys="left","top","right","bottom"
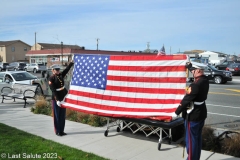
{"left": 0, "top": 99, "right": 239, "bottom": 160}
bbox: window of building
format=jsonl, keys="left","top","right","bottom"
{"left": 24, "top": 47, "right": 27, "bottom": 51}
{"left": 11, "top": 47, "right": 15, "bottom": 52}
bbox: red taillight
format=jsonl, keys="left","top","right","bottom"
{"left": 226, "top": 67, "right": 229, "bottom": 71}
{"left": 235, "top": 68, "right": 239, "bottom": 71}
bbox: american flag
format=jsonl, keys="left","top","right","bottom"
{"left": 158, "top": 45, "right": 166, "bottom": 55}
{"left": 62, "top": 54, "right": 187, "bottom": 121}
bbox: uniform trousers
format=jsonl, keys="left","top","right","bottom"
{"left": 52, "top": 100, "right": 66, "bottom": 134}
{"left": 185, "top": 119, "right": 205, "bottom": 160}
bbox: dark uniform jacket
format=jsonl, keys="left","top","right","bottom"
{"left": 49, "top": 62, "right": 74, "bottom": 101}
{"left": 175, "top": 75, "right": 209, "bottom": 121}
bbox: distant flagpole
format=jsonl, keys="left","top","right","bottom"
{"left": 158, "top": 45, "right": 166, "bottom": 55}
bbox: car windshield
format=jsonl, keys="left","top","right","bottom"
{"left": 208, "top": 65, "right": 218, "bottom": 70}
{"left": 11, "top": 72, "right": 37, "bottom": 81}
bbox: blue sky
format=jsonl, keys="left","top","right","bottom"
{"left": 1, "top": 0, "right": 240, "bottom": 55}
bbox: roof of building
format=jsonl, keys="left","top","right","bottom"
{"left": 26, "top": 48, "right": 155, "bottom": 56}
{"left": 37, "top": 43, "right": 84, "bottom": 50}
{"left": 184, "top": 50, "right": 205, "bottom": 55}
{"left": 0, "top": 40, "right": 31, "bottom": 47}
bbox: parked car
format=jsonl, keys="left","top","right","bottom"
{"left": 24, "top": 63, "right": 40, "bottom": 73}
{"left": 6, "top": 62, "right": 27, "bottom": 71}
{"left": 18, "top": 62, "right": 28, "bottom": 71}
{"left": 215, "top": 61, "right": 240, "bottom": 70}
{"left": 0, "top": 62, "right": 9, "bottom": 71}
{"left": 0, "top": 71, "right": 45, "bottom": 96}
{"left": 226, "top": 63, "right": 240, "bottom": 75}
{"left": 0, "top": 71, "right": 39, "bottom": 85}
{"left": 38, "top": 63, "right": 47, "bottom": 77}
{"left": 188, "top": 62, "right": 232, "bottom": 84}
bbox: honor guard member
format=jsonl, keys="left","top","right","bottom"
{"left": 49, "top": 62, "right": 74, "bottom": 136}
{"left": 172, "top": 62, "right": 209, "bottom": 160}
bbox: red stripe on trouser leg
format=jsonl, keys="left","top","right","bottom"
{"left": 188, "top": 121, "right": 192, "bottom": 160}
{"left": 52, "top": 100, "right": 56, "bottom": 134}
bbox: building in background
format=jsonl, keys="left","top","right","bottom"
{"left": 31, "top": 43, "right": 84, "bottom": 50}
{"left": 26, "top": 48, "right": 154, "bottom": 67}
{"left": 199, "top": 51, "right": 228, "bottom": 65}
{"left": 0, "top": 40, "right": 31, "bottom": 63}
{"left": 29, "top": 43, "right": 85, "bottom": 64}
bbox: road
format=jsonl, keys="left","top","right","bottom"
{"left": 205, "top": 76, "right": 240, "bottom": 131}
{"left": 34, "top": 72, "right": 240, "bottom": 131}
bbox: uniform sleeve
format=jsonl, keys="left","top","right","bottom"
{"left": 62, "top": 62, "right": 74, "bottom": 78}
{"left": 175, "top": 83, "right": 199, "bottom": 115}
{"left": 49, "top": 76, "right": 60, "bottom": 101}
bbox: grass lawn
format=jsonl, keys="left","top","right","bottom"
{"left": 0, "top": 123, "right": 108, "bottom": 160}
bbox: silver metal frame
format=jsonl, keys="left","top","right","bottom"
{"left": 104, "top": 118, "right": 174, "bottom": 150}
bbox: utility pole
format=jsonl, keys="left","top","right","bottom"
{"left": 35, "top": 32, "right": 37, "bottom": 50}
{"left": 146, "top": 42, "right": 150, "bottom": 52}
{"left": 96, "top": 38, "right": 100, "bottom": 50}
{"left": 61, "top": 42, "right": 63, "bottom": 65}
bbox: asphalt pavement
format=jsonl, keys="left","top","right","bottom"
{"left": 0, "top": 99, "right": 239, "bottom": 160}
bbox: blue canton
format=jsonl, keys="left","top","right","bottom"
{"left": 71, "top": 55, "right": 110, "bottom": 90}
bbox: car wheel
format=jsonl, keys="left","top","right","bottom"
{"left": 33, "top": 68, "right": 36, "bottom": 73}
{"left": 214, "top": 76, "right": 222, "bottom": 84}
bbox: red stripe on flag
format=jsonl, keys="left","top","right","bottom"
{"left": 107, "top": 76, "right": 187, "bottom": 83}
{"left": 108, "top": 66, "right": 186, "bottom": 72}
{"left": 64, "top": 98, "right": 176, "bottom": 112}
{"left": 68, "top": 90, "right": 182, "bottom": 104}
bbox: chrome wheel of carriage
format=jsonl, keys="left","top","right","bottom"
{"left": 158, "top": 143, "right": 161, "bottom": 150}
{"left": 104, "top": 130, "right": 108, "bottom": 137}
{"left": 117, "top": 127, "right": 121, "bottom": 132}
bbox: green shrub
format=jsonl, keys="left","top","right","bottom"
{"left": 202, "top": 126, "right": 220, "bottom": 152}
{"left": 65, "top": 109, "right": 109, "bottom": 127}
{"left": 31, "top": 96, "right": 52, "bottom": 116}
{"left": 32, "top": 97, "right": 110, "bottom": 127}
{"left": 201, "top": 126, "right": 240, "bottom": 158}
{"left": 221, "top": 133, "right": 240, "bottom": 157}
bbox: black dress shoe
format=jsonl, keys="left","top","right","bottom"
{"left": 61, "top": 132, "right": 67, "bottom": 136}
{"left": 56, "top": 133, "right": 62, "bottom": 136}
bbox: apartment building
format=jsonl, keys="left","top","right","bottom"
{"left": 0, "top": 40, "right": 31, "bottom": 62}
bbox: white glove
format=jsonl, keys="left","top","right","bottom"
{"left": 56, "top": 101, "right": 61, "bottom": 107}
{"left": 171, "top": 112, "right": 178, "bottom": 120}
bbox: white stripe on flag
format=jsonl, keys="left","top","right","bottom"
{"left": 69, "top": 85, "right": 184, "bottom": 99}
{"left": 107, "top": 80, "right": 186, "bottom": 89}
